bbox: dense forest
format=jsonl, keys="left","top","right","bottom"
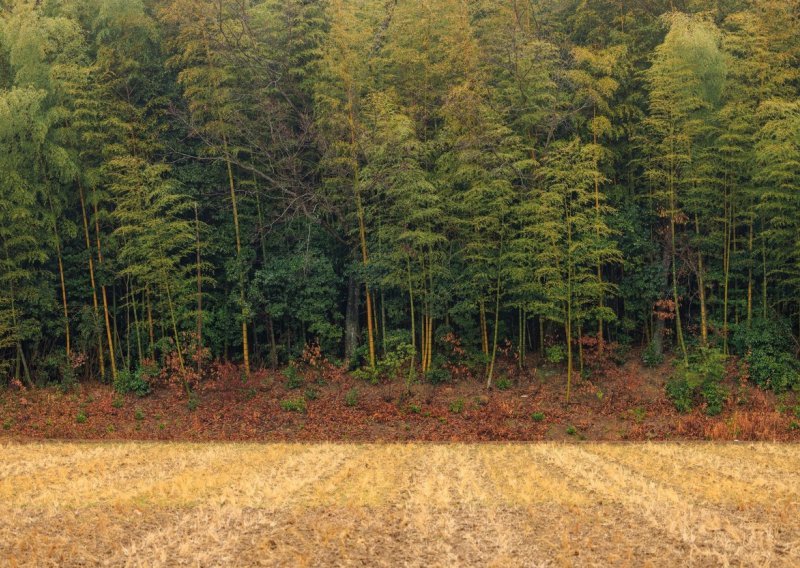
{"left": 1, "top": 0, "right": 799, "bottom": 401}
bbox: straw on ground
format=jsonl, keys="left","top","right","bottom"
{"left": 1, "top": 441, "right": 798, "bottom": 567}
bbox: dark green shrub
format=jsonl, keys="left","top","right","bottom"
{"left": 304, "top": 388, "right": 319, "bottom": 401}
{"left": 566, "top": 425, "right": 577, "bottom": 436}
{"left": 701, "top": 380, "right": 727, "bottom": 416}
{"left": 730, "top": 318, "right": 799, "bottom": 393}
{"left": 545, "top": 344, "right": 566, "bottom": 364}
{"left": 667, "top": 348, "right": 729, "bottom": 414}
{"left": 747, "top": 351, "right": 798, "bottom": 393}
{"left": 641, "top": 342, "right": 664, "bottom": 368}
{"left": 344, "top": 387, "right": 359, "bottom": 407}
{"left": 666, "top": 377, "right": 693, "bottom": 413}
{"left": 531, "top": 411, "right": 545, "bottom": 422}
{"left": 377, "top": 332, "right": 416, "bottom": 380}
{"left": 187, "top": 392, "right": 200, "bottom": 411}
{"left": 495, "top": 377, "right": 512, "bottom": 390}
{"left": 352, "top": 366, "right": 380, "bottom": 385}
{"left": 425, "top": 368, "right": 450, "bottom": 385}
{"left": 76, "top": 411, "right": 87, "bottom": 424}
{"left": 449, "top": 398, "right": 465, "bottom": 414}
{"left": 280, "top": 398, "right": 306, "bottom": 412}
{"left": 114, "top": 365, "right": 153, "bottom": 397}
{"left": 283, "top": 366, "right": 304, "bottom": 390}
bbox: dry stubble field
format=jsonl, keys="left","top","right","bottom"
{"left": 1, "top": 441, "right": 799, "bottom": 567}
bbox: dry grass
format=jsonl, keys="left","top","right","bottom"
{"left": 1, "top": 441, "right": 798, "bottom": 567}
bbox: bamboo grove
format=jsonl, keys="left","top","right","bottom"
{"left": 1, "top": 0, "right": 799, "bottom": 393}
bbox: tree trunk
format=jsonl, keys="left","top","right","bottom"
{"left": 345, "top": 273, "right": 360, "bottom": 362}
{"left": 78, "top": 185, "right": 104, "bottom": 379}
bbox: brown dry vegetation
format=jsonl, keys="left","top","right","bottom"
{"left": 2, "top": 441, "right": 799, "bottom": 567}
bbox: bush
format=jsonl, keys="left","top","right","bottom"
{"left": 344, "top": 387, "right": 359, "bottom": 407}
{"left": 701, "top": 380, "right": 727, "bottom": 416}
{"left": 304, "top": 388, "right": 318, "bottom": 401}
{"left": 666, "top": 377, "right": 694, "bottom": 413}
{"left": 280, "top": 398, "right": 306, "bottom": 412}
{"left": 545, "top": 344, "right": 566, "bottom": 364}
{"left": 283, "top": 366, "right": 304, "bottom": 390}
{"left": 495, "top": 377, "right": 512, "bottom": 391}
{"left": 641, "top": 342, "right": 664, "bottom": 368}
{"left": 746, "top": 351, "right": 798, "bottom": 393}
{"left": 352, "top": 366, "right": 380, "bottom": 385}
{"left": 425, "top": 368, "right": 450, "bottom": 385}
{"left": 531, "top": 411, "right": 545, "bottom": 422}
{"left": 75, "top": 411, "right": 87, "bottom": 424}
{"left": 114, "top": 362, "right": 156, "bottom": 397}
{"left": 667, "top": 348, "right": 729, "bottom": 415}
{"left": 187, "top": 392, "right": 200, "bottom": 411}
{"left": 449, "top": 398, "right": 465, "bottom": 414}
{"left": 730, "top": 318, "right": 799, "bottom": 393}
{"left": 377, "top": 332, "right": 416, "bottom": 380}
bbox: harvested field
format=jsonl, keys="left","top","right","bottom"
{"left": 2, "top": 441, "right": 799, "bottom": 567}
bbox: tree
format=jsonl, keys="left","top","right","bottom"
{"left": 645, "top": 12, "right": 725, "bottom": 364}
{"left": 524, "top": 139, "right": 620, "bottom": 402}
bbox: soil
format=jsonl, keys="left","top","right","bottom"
{"left": 2, "top": 354, "right": 798, "bottom": 442}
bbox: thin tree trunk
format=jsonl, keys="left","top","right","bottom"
{"left": 267, "top": 314, "right": 278, "bottom": 369}
{"left": 593, "top": 113, "right": 605, "bottom": 353}
{"left": 345, "top": 274, "right": 360, "bottom": 362}
{"left": 93, "top": 200, "right": 117, "bottom": 381}
{"left": 747, "top": 219, "right": 753, "bottom": 326}
{"left": 78, "top": 185, "right": 104, "bottom": 379}
{"left": 195, "top": 204, "right": 203, "bottom": 373}
{"left": 694, "top": 215, "right": 708, "bottom": 347}
{"left": 407, "top": 256, "right": 416, "bottom": 363}
{"left": 131, "top": 286, "right": 143, "bottom": 367}
{"left": 669, "top": 180, "right": 688, "bottom": 366}
{"left": 146, "top": 285, "right": 155, "bottom": 359}
{"left": 486, "top": 275, "right": 501, "bottom": 388}
{"left": 479, "top": 301, "right": 489, "bottom": 357}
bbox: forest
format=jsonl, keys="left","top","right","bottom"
{"left": 1, "top": 0, "right": 799, "bottom": 423}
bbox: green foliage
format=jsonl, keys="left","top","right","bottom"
{"left": 0, "top": 0, "right": 799, "bottom": 398}
{"left": 666, "top": 378, "right": 695, "bottom": 413}
{"left": 111, "top": 395, "right": 124, "bottom": 409}
{"left": 531, "top": 411, "right": 545, "bottom": 422}
{"left": 731, "top": 319, "right": 799, "bottom": 392}
{"left": 495, "top": 377, "right": 512, "bottom": 391}
{"left": 280, "top": 398, "right": 306, "bottom": 413}
{"left": 75, "top": 411, "right": 87, "bottom": 424}
{"left": 304, "top": 388, "right": 318, "bottom": 401}
{"left": 187, "top": 392, "right": 200, "bottom": 411}
{"left": 545, "top": 345, "right": 566, "bottom": 365}
{"left": 642, "top": 342, "right": 664, "bottom": 368}
{"left": 352, "top": 366, "right": 380, "bottom": 385}
{"left": 283, "top": 366, "right": 304, "bottom": 390}
{"left": 113, "top": 364, "right": 154, "bottom": 397}
{"left": 134, "top": 409, "right": 145, "bottom": 421}
{"left": 701, "top": 380, "right": 727, "bottom": 416}
{"left": 566, "top": 425, "right": 578, "bottom": 436}
{"left": 424, "top": 368, "right": 450, "bottom": 385}
{"left": 344, "top": 387, "right": 359, "bottom": 408}
{"left": 668, "top": 348, "right": 729, "bottom": 415}
{"left": 449, "top": 398, "right": 465, "bottom": 414}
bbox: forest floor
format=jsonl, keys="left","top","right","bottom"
{"left": 1, "top": 356, "right": 799, "bottom": 443}
{"left": 1, "top": 440, "right": 799, "bottom": 566}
